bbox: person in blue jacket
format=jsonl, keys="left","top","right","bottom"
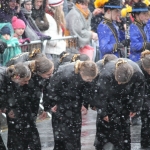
{"left": 129, "top": 2, "right": 150, "bottom": 62}
{"left": 144, "top": 2, "right": 150, "bottom": 43}
{"left": 97, "top": 0, "right": 129, "bottom": 59}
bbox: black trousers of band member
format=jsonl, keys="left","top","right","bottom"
{"left": 7, "top": 117, "right": 41, "bottom": 150}
{"left": 53, "top": 138, "right": 81, "bottom": 150}
{"left": 0, "top": 135, "right": 6, "bottom": 150}
{"left": 141, "top": 104, "right": 150, "bottom": 147}
{"left": 95, "top": 109, "right": 131, "bottom": 150}
{"left": 52, "top": 112, "right": 82, "bottom": 150}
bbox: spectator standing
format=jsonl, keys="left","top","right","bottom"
{"left": 63, "top": 0, "right": 68, "bottom": 16}
{"left": 32, "top": 0, "right": 49, "bottom": 31}
{"left": 125, "top": 0, "right": 142, "bottom": 6}
{"left": 43, "top": 0, "right": 66, "bottom": 60}
{"left": 90, "top": 1, "right": 104, "bottom": 61}
{"left": 20, "top": 0, "right": 51, "bottom": 41}
{"left": 65, "top": 0, "right": 98, "bottom": 60}
{"left": 0, "top": 0, "right": 21, "bottom": 23}
{"left": 88, "top": 0, "right": 104, "bottom": 25}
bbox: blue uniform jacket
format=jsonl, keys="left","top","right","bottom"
{"left": 129, "top": 21, "right": 147, "bottom": 62}
{"left": 145, "top": 19, "right": 150, "bottom": 42}
{"left": 97, "top": 19, "right": 124, "bottom": 59}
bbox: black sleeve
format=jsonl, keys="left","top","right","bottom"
{"left": 89, "top": 76, "right": 110, "bottom": 118}
{"left": 91, "top": 14, "right": 103, "bottom": 33}
{"left": 129, "top": 72, "right": 145, "bottom": 112}
{"left": 81, "top": 84, "right": 91, "bottom": 110}
{"left": 43, "top": 71, "right": 62, "bottom": 111}
{"left": 0, "top": 80, "right": 9, "bottom": 110}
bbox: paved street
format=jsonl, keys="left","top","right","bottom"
{"left": 0, "top": 109, "right": 148, "bottom": 150}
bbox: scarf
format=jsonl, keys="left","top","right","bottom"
{"left": 75, "top": 3, "right": 90, "bottom": 20}
{"left": 21, "top": 8, "right": 41, "bottom": 32}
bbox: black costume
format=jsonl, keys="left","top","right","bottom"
{"left": 137, "top": 60, "right": 150, "bottom": 148}
{"left": 0, "top": 67, "right": 7, "bottom": 150}
{"left": 0, "top": 67, "right": 41, "bottom": 150}
{"left": 43, "top": 62, "right": 89, "bottom": 150}
{"left": 93, "top": 59, "right": 144, "bottom": 150}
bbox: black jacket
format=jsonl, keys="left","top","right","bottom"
{"left": 0, "top": 68, "right": 32, "bottom": 124}
{"left": 43, "top": 62, "right": 90, "bottom": 142}
{"left": 93, "top": 58, "right": 145, "bottom": 118}
{"left": 137, "top": 60, "right": 150, "bottom": 110}
{"left": 24, "top": 74, "right": 48, "bottom": 117}
{"left": 43, "top": 62, "right": 89, "bottom": 111}
{"left": 0, "top": 67, "right": 9, "bottom": 109}
{"left": 6, "top": 54, "right": 48, "bottom": 117}
{"left": 137, "top": 60, "right": 150, "bottom": 97}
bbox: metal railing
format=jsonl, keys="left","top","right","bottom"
{"left": 6, "top": 35, "right": 78, "bottom": 53}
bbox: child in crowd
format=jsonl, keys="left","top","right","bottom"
{"left": 12, "top": 16, "right": 30, "bottom": 44}
{"left": 0, "top": 23, "right": 21, "bottom": 66}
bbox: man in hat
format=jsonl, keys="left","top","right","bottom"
{"left": 129, "top": 1, "right": 150, "bottom": 62}
{"left": 97, "top": 0, "right": 130, "bottom": 59}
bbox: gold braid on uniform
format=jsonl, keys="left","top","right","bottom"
{"left": 60, "top": 53, "right": 69, "bottom": 62}
{"left": 29, "top": 48, "right": 41, "bottom": 58}
{"left": 74, "top": 60, "right": 82, "bottom": 74}
{"left": 115, "top": 59, "right": 127, "bottom": 68}
{"left": 141, "top": 50, "right": 150, "bottom": 58}
{"left": 72, "top": 54, "right": 80, "bottom": 62}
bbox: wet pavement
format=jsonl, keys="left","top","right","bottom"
{"left": 0, "top": 109, "right": 148, "bottom": 150}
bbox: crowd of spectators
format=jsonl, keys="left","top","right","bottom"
{"left": 0, "top": 0, "right": 143, "bottom": 65}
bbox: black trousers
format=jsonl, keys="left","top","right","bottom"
{"left": 52, "top": 112, "right": 82, "bottom": 150}
{"left": 141, "top": 104, "right": 150, "bottom": 147}
{"left": 7, "top": 117, "right": 41, "bottom": 150}
{"left": 95, "top": 109, "right": 131, "bottom": 150}
{"left": 53, "top": 138, "right": 81, "bottom": 150}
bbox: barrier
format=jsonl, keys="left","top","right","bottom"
{"left": 6, "top": 35, "right": 78, "bottom": 53}
{"left": 42, "top": 36, "right": 78, "bottom": 54}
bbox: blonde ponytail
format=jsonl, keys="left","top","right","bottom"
{"left": 115, "top": 58, "right": 127, "bottom": 68}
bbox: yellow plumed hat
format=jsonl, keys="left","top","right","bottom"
{"left": 143, "top": 0, "right": 150, "bottom": 6}
{"left": 94, "top": 0, "right": 109, "bottom": 8}
{"left": 121, "top": 5, "right": 132, "bottom": 17}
